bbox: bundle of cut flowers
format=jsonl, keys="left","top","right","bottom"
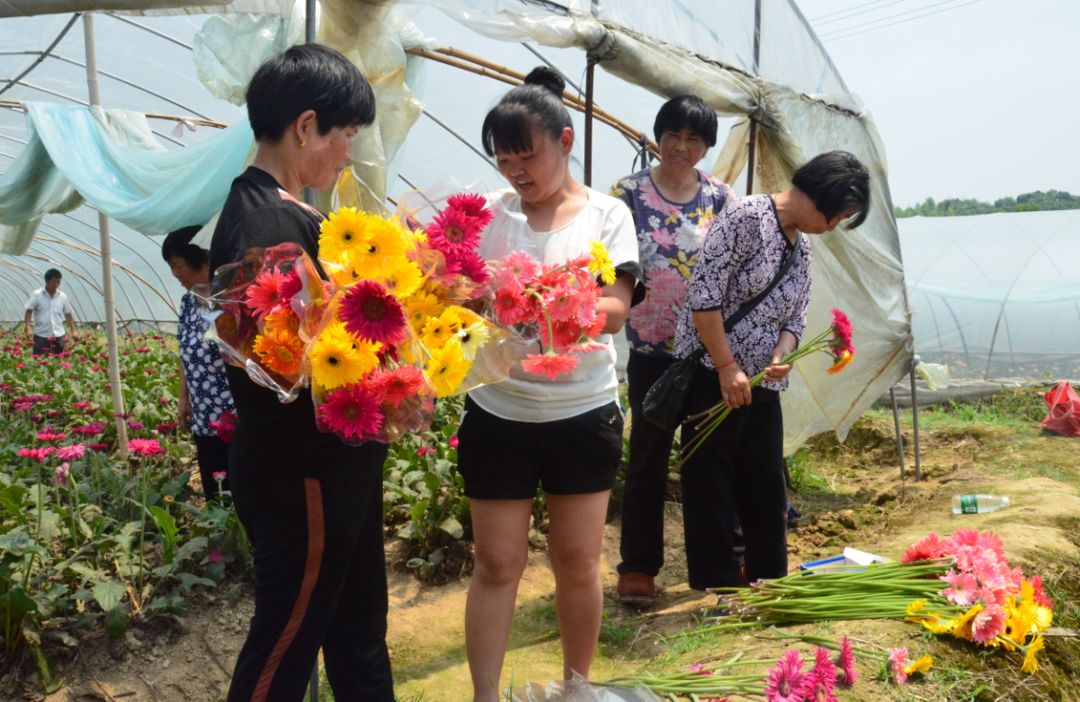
{"left": 606, "top": 635, "right": 932, "bottom": 700}
{"left": 207, "top": 192, "right": 500, "bottom": 444}
{"left": 488, "top": 240, "right": 616, "bottom": 380}
{"left": 681, "top": 309, "right": 856, "bottom": 465}
{"left": 902, "top": 529, "right": 1053, "bottom": 673}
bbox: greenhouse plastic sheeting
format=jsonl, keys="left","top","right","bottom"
{"left": 901, "top": 210, "right": 1080, "bottom": 381}
{"left": 0, "top": 1, "right": 913, "bottom": 451}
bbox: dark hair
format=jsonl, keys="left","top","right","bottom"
{"left": 791, "top": 151, "right": 872, "bottom": 228}
{"left": 481, "top": 66, "right": 572, "bottom": 156}
{"left": 246, "top": 44, "right": 376, "bottom": 142}
{"left": 653, "top": 95, "right": 717, "bottom": 147}
{"left": 44, "top": 268, "right": 61, "bottom": 282}
{"left": 161, "top": 226, "right": 209, "bottom": 270}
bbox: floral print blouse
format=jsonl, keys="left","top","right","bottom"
{"left": 610, "top": 169, "right": 733, "bottom": 357}
{"left": 178, "top": 291, "right": 235, "bottom": 436}
{"left": 673, "top": 194, "right": 812, "bottom": 392}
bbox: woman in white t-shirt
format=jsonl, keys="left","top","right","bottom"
{"left": 457, "top": 67, "right": 640, "bottom": 701}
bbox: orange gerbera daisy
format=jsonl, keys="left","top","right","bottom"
{"left": 253, "top": 328, "right": 304, "bottom": 376}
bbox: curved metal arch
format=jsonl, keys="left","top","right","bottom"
{"left": 0, "top": 268, "right": 32, "bottom": 317}
{"left": 54, "top": 208, "right": 178, "bottom": 301}
{"left": 0, "top": 13, "right": 82, "bottom": 97}
{"left": 104, "top": 13, "right": 194, "bottom": 50}
{"left": 39, "top": 217, "right": 176, "bottom": 317}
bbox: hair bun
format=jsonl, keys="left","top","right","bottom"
{"left": 523, "top": 66, "right": 565, "bottom": 97}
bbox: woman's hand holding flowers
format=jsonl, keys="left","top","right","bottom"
{"left": 718, "top": 361, "right": 751, "bottom": 408}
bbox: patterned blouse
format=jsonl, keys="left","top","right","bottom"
{"left": 610, "top": 169, "right": 733, "bottom": 357}
{"left": 178, "top": 291, "right": 235, "bottom": 436}
{"left": 673, "top": 194, "right": 812, "bottom": 392}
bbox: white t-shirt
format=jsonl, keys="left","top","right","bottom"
{"left": 24, "top": 288, "right": 73, "bottom": 338}
{"left": 468, "top": 187, "right": 639, "bottom": 422}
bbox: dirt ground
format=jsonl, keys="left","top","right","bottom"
{"left": 16, "top": 401, "right": 1080, "bottom": 702}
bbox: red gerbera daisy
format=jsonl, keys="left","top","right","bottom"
{"left": 319, "top": 384, "right": 384, "bottom": 441}
{"left": 338, "top": 281, "right": 407, "bottom": 346}
{"left": 520, "top": 352, "right": 579, "bottom": 380}
{"left": 245, "top": 268, "right": 293, "bottom": 321}
{"left": 364, "top": 366, "right": 426, "bottom": 407}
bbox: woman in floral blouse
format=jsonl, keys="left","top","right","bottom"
{"left": 162, "top": 226, "right": 235, "bottom": 499}
{"left": 610, "top": 96, "right": 734, "bottom": 606}
{"left": 674, "top": 150, "right": 870, "bottom": 590}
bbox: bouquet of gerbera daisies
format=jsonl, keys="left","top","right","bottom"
{"left": 680, "top": 308, "right": 857, "bottom": 465}
{"left": 487, "top": 241, "right": 617, "bottom": 380}
{"left": 307, "top": 192, "right": 501, "bottom": 443}
{"left": 205, "top": 242, "right": 331, "bottom": 401}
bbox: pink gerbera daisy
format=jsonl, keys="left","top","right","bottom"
{"left": 127, "top": 438, "right": 166, "bottom": 457}
{"left": 18, "top": 447, "right": 56, "bottom": 462}
{"left": 338, "top": 281, "right": 407, "bottom": 346}
{"left": 971, "top": 604, "right": 1006, "bottom": 644}
{"left": 493, "top": 250, "right": 541, "bottom": 292}
{"left": 887, "top": 647, "right": 909, "bottom": 685}
{"left": 941, "top": 570, "right": 980, "bottom": 606}
{"left": 245, "top": 268, "right": 292, "bottom": 321}
{"left": 520, "top": 352, "right": 580, "bottom": 380}
{"left": 901, "top": 531, "right": 949, "bottom": 563}
{"left": 318, "top": 385, "right": 384, "bottom": 441}
{"left": 799, "top": 647, "right": 838, "bottom": 702}
{"left": 36, "top": 430, "right": 67, "bottom": 441}
{"left": 56, "top": 444, "right": 86, "bottom": 461}
{"left": 427, "top": 208, "right": 483, "bottom": 257}
{"left": 458, "top": 251, "right": 491, "bottom": 284}
{"left": 445, "top": 192, "right": 494, "bottom": 226}
{"left": 765, "top": 649, "right": 807, "bottom": 702}
{"left": 493, "top": 288, "right": 534, "bottom": 326}
{"left": 55, "top": 462, "right": 71, "bottom": 486}
{"left": 836, "top": 636, "right": 857, "bottom": 687}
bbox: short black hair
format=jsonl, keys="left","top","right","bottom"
{"left": 482, "top": 66, "right": 572, "bottom": 156}
{"left": 44, "top": 268, "right": 61, "bottom": 282}
{"left": 791, "top": 151, "right": 872, "bottom": 229}
{"left": 161, "top": 226, "right": 209, "bottom": 270}
{"left": 246, "top": 43, "right": 376, "bottom": 142}
{"left": 653, "top": 95, "right": 717, "bottom": 147}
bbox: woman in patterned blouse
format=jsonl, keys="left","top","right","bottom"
{"left": 609, "top": 96, "right": 734, "bottom": 607}
{"left": 673, "top": 151, "right": 870, "bottom": 590}
{"left": 162, "top": 226, "right": 236, "bottom": 500}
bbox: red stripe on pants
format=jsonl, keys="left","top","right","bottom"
{"left": 251, "top": 478, "right": 325, "bottom": 702}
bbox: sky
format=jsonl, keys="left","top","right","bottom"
{"left": 794, "top": 0, "right": 1080, "bottom": 207}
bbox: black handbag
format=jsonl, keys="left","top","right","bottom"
{"left": 640, "top": 235, "right": 802, "bottom": 431}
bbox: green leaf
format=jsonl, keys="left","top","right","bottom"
{"left": 147, "top": 506, "right": 178, "bottom": 564}
{"left": 91, "top": 579, "right": 125, "bottom": 613}
{"left": 178, "top": 572, "right": 215, "bottom": 591}
{"left": 438, "top": 517, "right": 464, "bottom": 540}
{"left": 103, "top": 603, "right": 129, "bottom": 639}
{"left": 175, "top": 536, "right": 208, "bottom": 564}
{"left": 0, "top": 529, "right": 45, "bottom": 557}
{"left": 32, "top": 644, "right": 62, "bottom": 694}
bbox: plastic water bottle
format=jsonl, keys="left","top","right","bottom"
{"left": 952, "top": 494, "right": 1010, "bottom": 515}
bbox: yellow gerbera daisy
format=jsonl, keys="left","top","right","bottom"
{"left": 424, "top": 340, "right": 470, "bottom": 397}
{"left": 953, "top": 604, "right": 983, "bottom": 641}
{"left": 588, "top": 239, "right": 617, "bottom": 286}
{"left": 1035, "top": 606, "right": 1053, "bottom": 631}
{"left": 405, "top": 291, "right": 444, "bottom": 333}
{"left": 457, "top": 318, "right": 491, "bottom": 361}
{"left": 903, "top": 655, "right": 933, "bottom": 677}
{"left": 378, "top": 259, "right": 423, "bottom": 299}
{"left": 308, "top": 333, "right": 374, "bottom": 390}
{"left": 422, "top": 307, "right": 465, "bottom": 349}
{"left": 319, "top": 207, "right": 368, "bottom": 262}
{"left": 349, "top": 216, "right": 410, "bottom": 280}
{"left": 1021, "top": 635, "right": 1045, "bottom": 674}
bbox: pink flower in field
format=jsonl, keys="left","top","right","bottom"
{"left": 765, "top": 649, "right": 807, "bottom": 702}
{"left": 971, "top": 604, "right": 1006, "bottom": 644}
{"left": 155, "top": 422, "right": 178, "bottom": 433}
{"left": 941, "top": 570, "right": 980, "bottom": 606}
{"left": 416, "top": 447, "right": 434, "bottom": 457}
{"left": 72, "top": 401, "right": 93, "bottom": 409}
{"left": 56, "top": 444, "right": 86, "bottom": 461}
{"left": 127, "top": 438, "right": 166, "bottom": 457}
{"left": 88, "top": 443, "right": 109, "bottom": 452}
{"left": 127, "top": 421, "right": 144, "bottom": 431}
{"left": 887, "top": 647, "right": 909, "bottom": 685}
{"left": 55, "top": 463, "right": 70, "bottom": 486}
{"left": 836, "top": 636, "right": 857, "bottom": 686}
{"left": 212, "top": 471, "right": 228, "bottom": 483}
{"left": 18, "top": 447, "right": 56, "bottom": 462}
{"left": 72, "top": 422, "right": 107, "bottom": 436}
{"left": 36, "top": 430, "right": 67, "bottom": 441}
{"left": 448, "top": 435, "right": 459, "bottom": 449}
{"left": 208, "top": 547, "right": 223, "bottom": 564}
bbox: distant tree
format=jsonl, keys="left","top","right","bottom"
{"left": 894, "top": 190, "right": 1080, "bottom": 217}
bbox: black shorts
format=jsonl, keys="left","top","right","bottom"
{"left": 456, "top": 396, "right": 624, "bottom": 499}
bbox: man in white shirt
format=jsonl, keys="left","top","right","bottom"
{"left": 24, "top": 268, "right": 77, "bottom": 355}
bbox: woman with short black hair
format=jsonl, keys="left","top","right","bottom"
{"left": 673, "top": 150, "right": 870, "bottom": 591}
{"left": 161, "top": 225, "right": 234, "bottom": 500}
{"left": 208, "top": 44, "right": 391, "bottom": 702}
{"left": 460, "top": 66, "right": 640, "bottom": 701}
{"left": 610, "top": 95, "right": 734, "bottom": 607}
